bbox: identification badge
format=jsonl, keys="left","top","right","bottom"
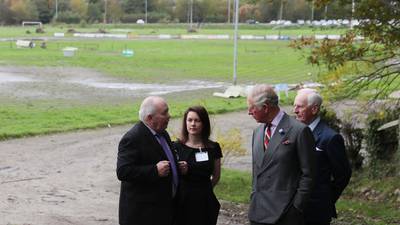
{"left": 195, "top": 151, "right": 209, "bottom": 162}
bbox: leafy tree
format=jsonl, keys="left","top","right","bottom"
{"left": 153, "top": 0, "right": 176, "bottom": 21}
{"left": 291, "top": 0, "right": 400, "bottom": 100}
{"left": 107, "top": 0, "right": 123, "bottom": 22}
{"left": 57, "top": 10, "right": 81, "bottom": 23}
{"left": 70, "top": 0, "right": 88, "bottom": 19}
{"left": 57, "top": 0, "right": 71, "bottom": 12}
{"left": 122, "top": 0, "right": 144, "bottom": 14}
{"left": 9, "top": 0, "right": 39, "bottom": 23}
{"left": 0, "top": 0, "right": 16, "bottom": 24}
{"left": 35, "top": 0, "right": 52, "bottom": 23}
{"left": 175, "top": 0, "right": 224, "bottom": 23}
{"left": 87, "top": 2, "right": 102, "bottom": 22}
{"left": 239, "top": 3, "right": 258, "bottom": 21}
{"left": 204, "top": 0, "right": 226, "bottom": 22}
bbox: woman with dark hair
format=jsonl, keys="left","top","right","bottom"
{"left": 175, "top": 106, "right": 222, "bottom": 225}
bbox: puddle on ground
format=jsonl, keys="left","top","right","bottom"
{"left": 0, "top": 70, "right": 227, "bottom": 99}
{"left": 0, "top": 72, "right": 35, "bottom": 83}
{"left": 68, "top": 79, "right": 225, "bottom": 95}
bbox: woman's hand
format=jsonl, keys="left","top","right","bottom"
{"left": 178, "top": 161, "right": 188, "bottom": 175}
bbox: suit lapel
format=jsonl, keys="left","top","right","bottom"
{"left": 260, "top": 113, "right": 292, "bottom": 170}
{"left": 139, "top": 122, "right": 167, "bottom": 158}
{"left": 312, "top": 120, "right": 324, "bottom": 144}
{"left": 254, "top": 125, "right": 265, "bottom": 168}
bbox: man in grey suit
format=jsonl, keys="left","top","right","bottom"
{"left": 247, "top": 84, "right": 316, "bottom": 225}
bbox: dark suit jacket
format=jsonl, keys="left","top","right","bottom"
{"left": 117, "top": 121, "right": 178, "bottom": 225}
{"left": 248, "top": 113, "right": 316, "bottom": 224}
{"left": 304, "top": 120, "right": 352, "bottom": 224}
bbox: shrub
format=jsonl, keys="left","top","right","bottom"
{"left": 120, "top": 14, "right": 143, "bottom": 23}
{"left": 35, "top": 28, "right": 45, "bottom": 33}
{"left": 215, "top": 128, "right": 247, "bottom": 165}
{"left": 320, "top": 107, "right": 341, "bottom": 132}
{"left": 365, "top": 108, "right": 400, "bottom": 177}
{"left": 365, "top": 109, "right": 399, "bottom": 161}
{"left": 365, "top": 107, "right": 399, "bottom": 177}
{"left": 147, "top": 12, "right": 171, "bottom": 23}
{"left": 57, "top": 11, "right": 81, "bottom": 24}
{"left": 341, "top": 119, "right": 364, "bottom": 170}
{"left": 320, "top": 107, "right": 364, "bottom": 170}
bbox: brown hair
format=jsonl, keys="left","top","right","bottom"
{"left": 179, "top": 106, "right": 211, "bottom": 146}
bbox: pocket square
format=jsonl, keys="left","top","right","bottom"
{"left": 282, "top": 139, "right": 291, "bottom": 145}
{"left": 316, "top": 147, "right": 324, "bottom": 151}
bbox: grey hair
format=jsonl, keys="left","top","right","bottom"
{"left": 248, "top": 84, "right": 279, "bottom": 108}
{"left": 138, "top": 96, "right": 161, "bottom": 121}
{"left": 298, "top": 88, "right": 323, "bottom": 107}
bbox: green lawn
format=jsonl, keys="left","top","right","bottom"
{"left": 0, "top": 97, "right": 249, "bottom": 140}
{"left": 0, "top": 26, "right": 319, "bottom": 139}
{"left": 0, "top": 39, "right": 319, "bottom": 84}
{"left": 0, "top": 35, "right": 312, "bottom": 139}
{"left": 216, "top": 169, "right": 400, "bottom": 225}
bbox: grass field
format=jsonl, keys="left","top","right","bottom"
{"left": 0, "top": 97, "right": 250, "bottom": 140}
{"left": 0, "top": 23, "right": 348, "bottom": 38}
{"left": 0, "top": 24, "right": 318, "bottom": 139}
{"left": 0, "top": 35, "right": 308, "bottom": 139}
{"left": 0, "top": 39, "right": 320, "bottom": 84}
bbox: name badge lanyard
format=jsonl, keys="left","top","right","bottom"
{"left": 195, "top": 147, "right": 209, "bottom": 162}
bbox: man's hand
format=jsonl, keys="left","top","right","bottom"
{"left": 156, "top": 160, "right": 170, "bottom": 177}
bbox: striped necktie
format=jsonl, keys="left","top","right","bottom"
{"left": 264, "top": 124, "right": 272, "bottom": 150}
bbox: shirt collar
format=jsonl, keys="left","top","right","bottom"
{"left": 270, "top": 109, "right": 285, "bottom": 128}
{"left": 308, "top": 116, "right": 321, "bottom": 131}
{"left": 143, "top": 122, "right": 158, "bottom": 135}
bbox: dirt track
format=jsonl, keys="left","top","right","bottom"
{"left": 0, "top": 110, "right": 257, "bottom": 225}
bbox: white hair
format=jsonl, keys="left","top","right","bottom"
{"left": 297, "top": 88, "right": 323, "bottom": 107}
{"left": 248, "top": 84, "right": 279, "bottom": 108}
{"left": 138, "top": 96, "right": 164, "bottom": 121}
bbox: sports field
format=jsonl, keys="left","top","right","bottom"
{"left": 0, "top": 25, "right": 331, "bottom": 139}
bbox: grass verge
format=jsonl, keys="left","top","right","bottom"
{"left": 214, "top": 168, "right": 400, "bottom": 225}
{"left": 0, "top": 97, "right": 248, "bottom": 140}
{"left": 214, "top": 168, "right": 252, "bottom": 203}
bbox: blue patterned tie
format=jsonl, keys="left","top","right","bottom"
{"left": 155, "top": 134, "right": 179, "bottom": 194}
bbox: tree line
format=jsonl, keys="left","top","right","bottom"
{"left": 0, "top": 0, "right": 355, "bottom": 25}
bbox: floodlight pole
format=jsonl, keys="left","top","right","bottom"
{"left": 190, "top": 0, "right": 193, "bottom": 29}
{"left": 145, "top": 0, "right": 148, "bottom": 23}
{"left": 311, "top": 0, "right": 314, "bottom": 22}
{"left": 55, "top": 0, "right": 58, "bottom": 20}
{"left": 104, "top": 0, "right": 107, "bottom": 24}
{"left": 227, "top": 0, "right": 231, "bottom": 23}
{"left": 232, "top": 0, "right": 239, "bottom": 85}
{"left": 350, "top": 0, "right": 355, "bottom": 29}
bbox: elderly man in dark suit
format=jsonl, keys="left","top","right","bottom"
{"left": 247, "top": 84, "right": 316, "bottom": 225}
{"left": 294, "top": 89, "right": 352, "bottom": 225}
{"left": 117, "top": 96, "right": 180, "bottom": 225}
